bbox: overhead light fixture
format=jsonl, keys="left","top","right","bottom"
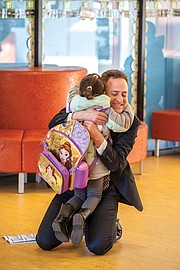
{"left": 79, "top": 7, "right": 96, "bottom": 20}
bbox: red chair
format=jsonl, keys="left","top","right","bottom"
{"left": 152, "top": 109, "right": 180, "bottom": 156}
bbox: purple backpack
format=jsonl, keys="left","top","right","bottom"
{"left": 38, "top": 120, "right": 91, "bottom": 194}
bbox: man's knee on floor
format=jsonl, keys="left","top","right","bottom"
{"left": 86, "top": 241, "right": 113, "bottom": 255}
{"left": 36, "top": 233, "right": 57, "bottom": 251}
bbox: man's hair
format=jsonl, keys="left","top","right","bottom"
{"left": 101, "top": 69, "right": 128, "bottom": 84}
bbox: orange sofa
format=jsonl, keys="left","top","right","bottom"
{"left": 0, "top": 66, "right": 87, "bottom": 193}
{"left": 127, "top": 121, "right": 148, "bottom": 174}
{"left": 0, "top": 66, "right": 148, "bottom": 193}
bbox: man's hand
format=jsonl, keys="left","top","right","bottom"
{"left": 83, "top": 121, "right": 105, "bottom": 148}
{"left": 72, "top": 106, "right": 108, "bottom": 125}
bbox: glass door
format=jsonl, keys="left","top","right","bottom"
{"left": 0, "top": 0, "right": 36, "bottom": 67}
{"left": 145, "top": 1, "right": 180, "bottom": 150}
{"left": 43, "top": 0, "right": 140, "bottom": 115}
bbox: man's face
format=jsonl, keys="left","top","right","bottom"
{"left": 105, "top": 77, "right": 128, "bottom": 113}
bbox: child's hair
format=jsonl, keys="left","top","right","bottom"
{"left": 46, "top": 165, "right": 56, "bottom": 178}
{"left": 79, "top": 73, "right": 105, "bottom": 100}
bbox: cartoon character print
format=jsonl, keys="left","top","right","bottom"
{"left": 46, "top": 165, "right": 57, "bottom": 185}
{"left": 44, "top": 121, "right": 84, "bottom": 169}
{"left": 45, "top": 131, "right": 62, "bottom": 160}
{"left": 56, "top": 121, "right": 75, "bottom": 136}
{"left": 38, "top": 164, "right": 46, "bottom": 178}
{"left": 59, "top": 141, "right": 72, "bottom": 170}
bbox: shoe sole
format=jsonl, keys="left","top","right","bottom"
{"left": 52, "top": 221, "right": 69, "bottom": 242}
{"left": 71, "top": 214, "right": 84, "bottom": 245}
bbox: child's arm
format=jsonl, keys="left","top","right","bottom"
{"left": 106, "top": 103, "right": 134, "bottom": 132}
{"left": 66, "top": 84, "right": 79, "bottom": 112}
{"left": 69, "top": 94, "right": 110, "bottom": 112}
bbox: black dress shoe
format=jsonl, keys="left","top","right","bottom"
{"left": 116, "top": 219, "right": 122, "bottom": 241}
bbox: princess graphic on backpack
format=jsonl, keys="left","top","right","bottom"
{"left": 59, "top": 141, "right": 72, "bottom": 170}
{"left": 46, "top": 165, "right": 57, "bottom": 185}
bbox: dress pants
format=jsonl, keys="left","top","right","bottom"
{"left": 36, "top": 181, "right": 120, "bottom": 255}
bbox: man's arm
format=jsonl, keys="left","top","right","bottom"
{"left": 85, "top": 115, "right": 141, "bottom": 173}
{"left": 100, "top": 116, "right": 140, "bottom": 172}
{"left": 48, "top": 108, "right": 68, "bottom": 129}
{"left": 48, "top": 107, "right": 108, "bottom": 129}
{"left": 72, "top": 107, "right": 108, "bottom": 125}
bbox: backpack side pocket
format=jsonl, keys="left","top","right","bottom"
{"left": 73, "top": 161, "right": 89, "bottom": 189}
{"left": 38, "top": 150, "right": 69, "bottom": 194}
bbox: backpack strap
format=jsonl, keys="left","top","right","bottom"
{"left": 41, "top": 140, "right": 48, "bottom": 150}
{"left": 100, "top": 107, "right": 110, "bottom": 113}
{"left": 87, "top": 107, "right": 109, "bottom": 176}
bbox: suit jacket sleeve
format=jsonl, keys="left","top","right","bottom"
{"left": 99, "top": 115, "right": 143, "bottom": 212}
{"left": 99, "top": 115, "right": 141, "bottom": 174}
{"left": 48, "top": 108, "right": 68, "bottom": 129}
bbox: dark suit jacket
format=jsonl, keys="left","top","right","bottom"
{"left": 49, "top": 109, "right": 143, "bottom": 212}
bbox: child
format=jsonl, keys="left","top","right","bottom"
{"left": 52, "top": 73, "right": 134, "bottom": 245}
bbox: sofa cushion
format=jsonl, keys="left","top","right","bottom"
{"left": 152, "top": 109, "right": 180, "bottom": 141}
{"left": 0, "top": 129, "right": 24, "bottom": 172}
{"left": 22, "top": 130, "right": 47, "bottom": 173}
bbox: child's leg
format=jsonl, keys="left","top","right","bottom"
{"left": 52, "top": 188, "right": 86, "bottom": 242}
{"left": 81, "top": 177, "right": 104, "bottom": 213}
{"left": 67, "top": 187, "right": 87, "bottom": 209}
{"left": 71, "top": 177, "right": 104, "bottom": 245}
